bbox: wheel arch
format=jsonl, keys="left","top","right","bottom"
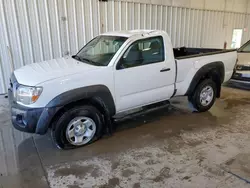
{"left": 46, "top": 85, "right": 116, "bottom": 131}
{"left": 185, "top": 61, "right": 225, "bottom": 98}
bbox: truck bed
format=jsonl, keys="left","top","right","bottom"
{"left": 173, "top": 49, "right": 237, "bottom": 96}
{"left": 173, "top": 47, "right": 235, "bottom": 59}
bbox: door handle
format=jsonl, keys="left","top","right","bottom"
{"left": 160, "top": 68, "right": 171, "bottom": 72}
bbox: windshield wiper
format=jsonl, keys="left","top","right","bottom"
{"left": 79, "top": 57, "right": 102, "bottom": 66}
{"left": 72, "top": 55, "right": 81, "bottom": 61}
{"left": 72, "top": 55, "right": 102, "bottom": 66}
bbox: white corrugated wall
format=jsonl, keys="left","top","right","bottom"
{"left": 0, "top": 0, "right": 249, "bottom": 94}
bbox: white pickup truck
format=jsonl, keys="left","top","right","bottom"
{"left": 8, "top": 30, "right": 237, "bottom": 149}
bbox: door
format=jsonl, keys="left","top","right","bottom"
{"left": 114, "top": 36, "right": 175, "bottom": 112}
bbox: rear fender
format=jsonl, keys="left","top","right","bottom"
{"left": 185, "top": 62, "right": 225, "bottom": 97}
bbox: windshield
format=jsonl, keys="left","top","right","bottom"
{"left": 74, "top": 36, "right": 127, "bottom": 66}
{"left": 238, "top": 40, "right": 250, "bottom": 52}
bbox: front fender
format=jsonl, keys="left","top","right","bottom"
{"left": 34, "top": 85, "right": 116, "bottom": 134}
{"left": 46, "top": 85, "right": 116, "bottom": 116}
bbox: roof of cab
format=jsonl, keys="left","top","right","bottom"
{"left": 101, "top": 30, "right": 159, "bottom": 38}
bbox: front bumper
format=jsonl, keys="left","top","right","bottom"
{"left": 8, "top": 89, "right": 59, "bottom": 135}
{"left": 229, "top": 71, "right": 250, "bottom": 89}
{"left": 230, "top": 79, "right": 250, "bottom": 84}
{"left": 228, "top": 79, "right": 250, "bottom": 90}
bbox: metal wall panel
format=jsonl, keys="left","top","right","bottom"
{"left": 223, "top": 12, "right": 247, "bottom": 48}
{"left": 202, "top": 10, "right": 224, "bottom": 48}
{"left": 0, "top": 0, "right": 250, "bottom": 94}
{"left": 242, "top": 14, "right": 250, "bottom": 44}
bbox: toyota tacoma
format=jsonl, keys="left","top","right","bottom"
{"left": 8, "top": 30, "right": 237, "bottom": 149}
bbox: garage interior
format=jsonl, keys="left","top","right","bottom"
{"left": 0, "top": 0, "right": 250, "bottom": 187}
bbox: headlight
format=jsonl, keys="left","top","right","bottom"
{"left": 16, "top": 85, "right": 43, "bottom": 105}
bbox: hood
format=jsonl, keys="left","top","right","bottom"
{"left": 237, "top": 53, "right": 250, "bottom": 66}
{"left": 14, "top": 57, "right": 99, "bottom": 86}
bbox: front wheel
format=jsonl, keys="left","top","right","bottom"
{"left": 51, "top": 105, "right": 104, "bottom": 149}
{"left": 188, "top": 79, "right": 217, "bottom": 112}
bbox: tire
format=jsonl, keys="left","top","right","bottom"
{"left": 188, "top": 79, "right": 217, "bottom": 112}
{"left": 51, "top": 105, "right": 103, "bottom": 149}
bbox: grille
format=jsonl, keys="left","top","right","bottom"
{"left": 237, "top": 65, "right": 250, "bottom": 71}
{"left": 232, "top": 73, "right": 250, "bottom": 82}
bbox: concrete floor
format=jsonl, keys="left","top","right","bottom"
{"left": 0, "top": 86, "right": 250, "bottom": 188}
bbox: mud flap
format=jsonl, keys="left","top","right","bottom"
{"left": 188, "top": 101, "right": 198, "bottom": 112}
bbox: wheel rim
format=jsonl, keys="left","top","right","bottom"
{"left": 200, "top": 86, "right": 214, "bottom": 106}
{"left": 66, "top": 116, "right": 96, "bottom": 146}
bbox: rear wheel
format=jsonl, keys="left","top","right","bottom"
{"left": 188, "top": 79, "right": 217, "bottom": 112}
{"left": 51, "top": 105, "right": 103, "bottom": 149}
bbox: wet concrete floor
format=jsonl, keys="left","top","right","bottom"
{"left": 0, "top": 86, "right": 250, "bottom": 188}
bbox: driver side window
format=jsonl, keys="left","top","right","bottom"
{"left": 117, "top": 36, "right": 164, "bottom": 69}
